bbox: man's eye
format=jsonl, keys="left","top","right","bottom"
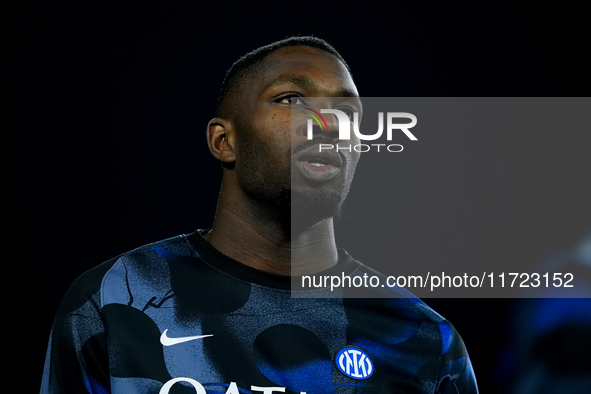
{"left": 278, "top": 95, "right": 306, "bottom": 105}
{"left": 339, "top": 107, "right": 356, "bottom": 121}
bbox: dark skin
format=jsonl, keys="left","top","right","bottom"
{"left": 204, "top": 46, "right": 360, "bottom": 276}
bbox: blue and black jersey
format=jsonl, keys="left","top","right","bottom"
{"left": 41, "top": 230, "right": 478, "bottom": 393}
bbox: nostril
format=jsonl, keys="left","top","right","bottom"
{"left": 327, "top": 130, "right": 339, "bottom": 139}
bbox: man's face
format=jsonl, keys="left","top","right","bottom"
{"left": 233, "top": 46, "right": 361, "bottom": 225}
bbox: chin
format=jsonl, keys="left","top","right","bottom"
{"left": 290, "top": 189, "right": 344, "bottom": 233}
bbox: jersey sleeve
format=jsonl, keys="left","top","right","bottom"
{"left": 40, "top": 265, "right": 113, "bottom": 394}
{"left": 435, "top": 320, "right": 479, "bottom": 394}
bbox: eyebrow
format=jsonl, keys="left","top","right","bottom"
{"left": 264, "top": 74, "right": 359, "bottom": 98}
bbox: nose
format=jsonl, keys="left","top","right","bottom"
{"left": 304, "top": 109, "right": 340, "bottom": 141}
{"left": 321, "top": 111, "right": 341, "bottom": 140}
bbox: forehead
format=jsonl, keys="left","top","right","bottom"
{"left": 253, "top": 46, "right": 357, "bottom": 97}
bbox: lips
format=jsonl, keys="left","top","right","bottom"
{"left": 294, "top": 145, "right": 343, "bottom": 182}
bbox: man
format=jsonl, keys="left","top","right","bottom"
{"left": 41, "top": 36, "right": 478, "bottom": 393}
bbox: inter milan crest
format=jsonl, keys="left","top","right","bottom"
{"left": 335, "top": 346, "right": 374, "bottom": 380}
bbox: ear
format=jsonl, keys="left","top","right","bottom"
{"left": 206, "top": 117, "right": 236, "bottom": 164}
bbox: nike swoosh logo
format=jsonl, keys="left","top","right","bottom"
{"left": 160, "top": 329, "right": 214, "bottom": 346}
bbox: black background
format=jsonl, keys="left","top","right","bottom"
{"left": 9, "top": 1, "right": 590, "bottom": 392}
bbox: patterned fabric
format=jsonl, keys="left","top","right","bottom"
{"left": 41, "top": 230, "right": 478, "bottom": 393}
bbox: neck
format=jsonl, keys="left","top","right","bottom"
{"left": 203, "top": 179, "right": 339, "bottom": 276}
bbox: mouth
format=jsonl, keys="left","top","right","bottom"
{"left": 294, "top": 146, "right": 343, "bottom": 182}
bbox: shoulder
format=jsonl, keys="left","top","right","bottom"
{"left": 344, "top": 257, "right": 478, "bottom": 391}
{"left": 340, "top": 255, "right": 467, "bottom": 352}
{"left": 343, "top": 258, "right": 445, "bottom": 322}
{"left": 341, "top": 259, "right": 478, "bottom": 391}
{"left": 56, "top": 234, "right": 193, "bottom": 316}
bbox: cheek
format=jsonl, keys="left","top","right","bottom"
{"left": 250, "top": 109, "right": 291, "bottom": 135}
{"left": 239, "top": 132, "right": 289, "bottom": 172}
{"left": 238, "top": 109, "right": 293, "bottom": 169}
{"left": 259, "top": 117, "right": 292, "bottom": 156}
{"left": 347, "top": 155, "right": 360, "bottom": 178}
{"left": 268, "top": 112, "right": 291, "bottom": 136}
{"left": 346, "top": 149, "right": 361, "bottom": 180}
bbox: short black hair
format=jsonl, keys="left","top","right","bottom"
{"left": 216, "top": 36, "right": 350, "bottom": 119}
